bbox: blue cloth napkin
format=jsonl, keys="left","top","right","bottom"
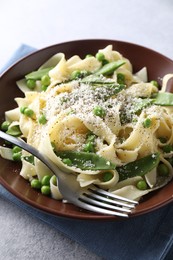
{"left": 0, "top": 44, "right": 173, "bottom": 260}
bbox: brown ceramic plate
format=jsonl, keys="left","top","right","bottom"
{"left": 0, "top": 39, "right": 173, "bottom": 220}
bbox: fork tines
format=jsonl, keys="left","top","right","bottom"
{"left": 78, "top": 187, "right": 138, "bottom": 217}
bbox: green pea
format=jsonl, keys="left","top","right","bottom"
{"left": 41, "top": 85, "right": 48, "bottom": 91}
{"left": 136, "top": 180, "right": 148, "bottom": 190}
{"left": 71, "top": 70, "right": 81, "bottom": 80}
{"left": 96, "top": 52, "right": 105, "bottom": 62}
{"left": 143, "top": 118, "right": 152, "bottom": 128}
{"left": 20, "top": 107, "right": 27, "bottom": 114}
{"left": 38, "top": 114, "right": 47, "bottom": 125}
{"left": 41, "top": 185, "right": 51, "bottom": 195}
{"left": 157, "top": 163, "right": 169, "bottom": 176}
{"left": 1, "top": 121, "right": 10, "bottom": 131}
{"left": 41, "top": 74, "right": 50, "bottom": 86}
{"left": 102, "top": 171, "right": 113, "bottom": 182}
{"left": 83, "top": 142, "right": 95, "bottom": 153}
{"left": 62, "top": 158, "right": 73, "bottom": 166}
{"left": 26, "top": 79, "right": 36, "bottom": 90}
{"left": 24, "top": 108, "right": 34, "bottom": 118}
{"left": 51, "top": 175, "right": 57, "bottom": 186}
{"left": 85, "top": 54, "right": 93, "bottom": 58}
{"left": 12, "top": 152, "right": 22, "bottom": 161}
{"left": 12, "top": 146, "right": 22, "bottom": 153}
{"left": 93, "top": 106, "right": 106, "bottom": 118}
{"left": 150, "top": 80, "right": 159, "bottom": 88}
{"left": 31, "top": 179, "right": 42, "bottom": 189}
{"left": 41, "top": 175, "right": 51, "bottom": 186}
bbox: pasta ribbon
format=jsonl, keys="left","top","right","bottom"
{"left": 1, "top": 45, "right": 173, "bottom": 202}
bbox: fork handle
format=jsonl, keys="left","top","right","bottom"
{"left": 0, "top": 130, "right": 64, "bottom": 179}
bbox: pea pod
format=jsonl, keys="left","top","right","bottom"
{"left": 23, "top": 155, "right": 35, "bottom": 165}
{"left": 103, "top": 84, "right": 125, "bottom": 99}
{"left": 153, "top": 92, "right": 173, "bottom": 106}
{"left": 95, "top": 60, "right": 126, "bottom": 76}
{"left": 132, "top": 93, "right": 173, "bottom": 113}
{"left": 133, "top": 98, "right": 153, "bottom": 113}
{"left": 6, "top": 125, "right": 22, "bottom": 137}
{"left": 55, "top": 151, "right": 116, "bottom": 170}
{"left": 117, "top": 153, "right": 160, "bottom": 181}
{"left": 81, "top": 74, "right": 125, "bottom": 97}
{"left": 81, "top": 75, "right": 116, "bottom": 84}
{"left": 25, "top": 67, "right": 53, "bottom": 80}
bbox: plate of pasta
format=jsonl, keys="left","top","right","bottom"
{"left": 1, "top": 39, "right": 173, "bottom": 220}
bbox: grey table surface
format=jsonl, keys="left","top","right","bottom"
{"left": 0, "top": 0, "right": 173, "bottom": 259}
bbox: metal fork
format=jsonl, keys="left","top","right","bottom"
{"left": 0, "top": 130, "right": 138, "bottom": 217}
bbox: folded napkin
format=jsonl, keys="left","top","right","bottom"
{"left": 0, "top": 45, "right": 173, "bottom": 260}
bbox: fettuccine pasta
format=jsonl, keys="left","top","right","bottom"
{"left": 1, "top": 45, "right": 173, "bottom": 202}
